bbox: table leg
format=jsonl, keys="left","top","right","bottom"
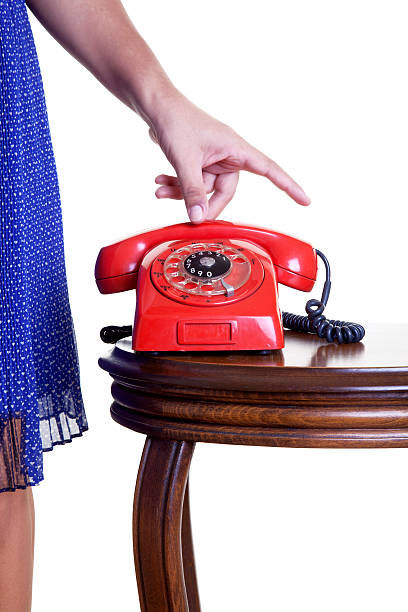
{"left": 182, "top": 480, "right": 201, "bottom": 611}
{"left": 133, "top": 437, "right": 200, "bottom": 611}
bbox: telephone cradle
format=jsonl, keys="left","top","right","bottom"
{"left": 94, "top": 220, "right": 365, "bottom": 351}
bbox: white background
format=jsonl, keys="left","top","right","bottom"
{"left": 28, "top": 1, "right": 407, "bottom": 610}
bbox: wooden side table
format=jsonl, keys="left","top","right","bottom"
{"left": 99, "top": 324, "right": 408, "bottom": 612}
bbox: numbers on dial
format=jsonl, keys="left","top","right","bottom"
{"left": 162, "top": 242, "right": 251, "bottom": 297}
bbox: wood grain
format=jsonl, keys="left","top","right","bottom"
{"left": 100, "top": 326, "right": 408, "bottom": 449}
{"left": 133, "top": 438, "right": 197, "bottom": 611}
{"left": 181, "top": 482, "right": 201, "bottom": 612}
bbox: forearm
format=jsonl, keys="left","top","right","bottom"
{"left": 26, "top": 0, "right": 179, "bottom": 126}
{"left": 26, "top": 0, "right": 310, "bottom": 221}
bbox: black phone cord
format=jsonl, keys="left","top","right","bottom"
{"left": 100, "top": 324, "right": 132, "bottom": 344}
{"left": 282, "top": 250, "right": 365, "bottom": 344}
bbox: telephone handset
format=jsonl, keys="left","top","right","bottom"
{"left": 95, "top": 220, "right": 365, "bottom": 351}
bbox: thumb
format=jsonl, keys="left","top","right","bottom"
{"left": 176, "top": 163, "right": 208, "bottom": 224}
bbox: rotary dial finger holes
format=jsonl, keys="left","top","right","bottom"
{"left": 164, "top": 243, "right": 251, "bottom": 297}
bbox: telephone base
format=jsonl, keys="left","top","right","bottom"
{"left": 132, "top": 314, "right": 284, "bottom": 352}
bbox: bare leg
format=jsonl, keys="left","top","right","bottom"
{"left": 0, "top": 487, "right": 35, "bottom": 612}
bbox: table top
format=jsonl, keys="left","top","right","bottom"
{"left": 100, "top": 324, "right": 408, "bottom": 394}
{"left": 99, "top": 324, "right": 408, "bottom": 448}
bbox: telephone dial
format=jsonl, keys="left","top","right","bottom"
{"left": 95, "top": 221, "right": 365, "bottom": 351}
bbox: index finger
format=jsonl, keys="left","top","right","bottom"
{"left": 242, "top": 143, "right": 311, "bottom": 206}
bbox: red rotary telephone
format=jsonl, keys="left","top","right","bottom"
{"left": 95, "top": 220, "right": 365, "bottom": 351}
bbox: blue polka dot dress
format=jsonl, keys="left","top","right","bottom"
{"left": 0, "top": 0, "right": 88, "bottom": 492}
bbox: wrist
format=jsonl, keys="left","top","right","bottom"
{"left": 126, "top": 74, "right": 184, "bottom": 129}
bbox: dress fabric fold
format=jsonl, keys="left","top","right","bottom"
{"left": 0, "top": 0, "right": 88, "bottom": 492}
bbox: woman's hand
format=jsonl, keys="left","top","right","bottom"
{"left": 25, "top": 0, "right": 309, "bottom": 224}
{"left": 149, "top": 93, "right": 311, "bottom": 224}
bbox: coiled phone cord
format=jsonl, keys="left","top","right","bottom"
{"left": 282, "top": 250, "right": 365, "bottom": 344}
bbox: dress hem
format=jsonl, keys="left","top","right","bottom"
{"left": 42, "top": 424, "right": 89, "bottom": 453}
{"left": 0, "top": 481, "right": 42, "bottom": 494}
{"left": 0, "top": 424, "right": 89, "bottom": 493}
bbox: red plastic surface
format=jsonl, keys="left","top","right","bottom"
{"left": 130, "top": 240, "right": 284, "bottom": 351}
{"left": 94, "top": 221, "right": 319, "bottom": 351}
{"left": 177, "top": 321, "right": 237, "bottom": 345}
{"left": 95, "top": 220, "right": 317, "bottom": 294}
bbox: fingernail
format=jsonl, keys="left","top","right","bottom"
{"left": 189, "top": 205, "right": 203, "bottom": 222}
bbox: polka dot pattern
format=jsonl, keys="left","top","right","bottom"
{"left": 0, "top": 0, "right": 88, "bottom": 492}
